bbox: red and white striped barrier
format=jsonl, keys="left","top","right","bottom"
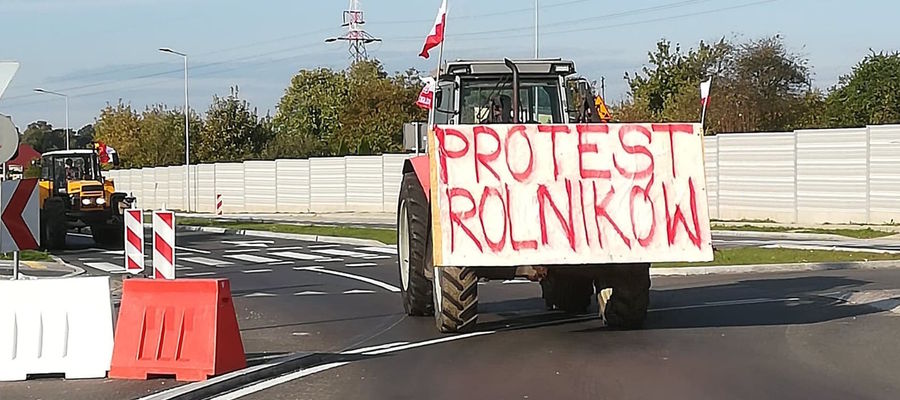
{"left": 152, "top": 210, "right": 175, "bottom": 280}
{"left": 216, "top": 194, "right": 223, "bottom": 216}
{"left": 123, "top": 209, "right": 144, "bottom": 275}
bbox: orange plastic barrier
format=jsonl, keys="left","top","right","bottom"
{"left": 109, "top": 279, "right": 246, "bottom": 381}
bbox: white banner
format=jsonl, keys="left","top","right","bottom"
{"left": 429, "top": 123, "right": 713, "bottom": 267}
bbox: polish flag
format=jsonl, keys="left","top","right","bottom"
{"left": 419, "top": 0, "right": 447, "bottom": 59}
{"left": 700, "top": 78, "right": 712, "bottom": 107}
{"left": 416, "top": 77, "right": 436, "bottom": 109}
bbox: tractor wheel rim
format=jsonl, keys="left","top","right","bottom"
{"left": 398, "top": 199, "right": 411, "bottom": 291}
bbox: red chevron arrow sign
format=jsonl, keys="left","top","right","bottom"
{"left": 1, "top": 179, "right": 40, "bottom": 253}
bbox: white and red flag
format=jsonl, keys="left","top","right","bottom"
{"left": 416, "top": 77, "right": 436, "bottom": 109}
{"left": 700, "top": 78, "right": 712, "bottom": 107}
{"left": 419, "top": 0, "right": 447, "bottom": 59}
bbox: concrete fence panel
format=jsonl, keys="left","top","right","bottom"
{"left": 140, "top": 168, "right": 157, "bottom": 210}
{"left": 717, "top": 132, "right": 796, "bottom": 223}
{"left": 868, "top": 125, "right": 900, "bottom": 224}
{"left": 196, "top": 164, "right": 216, "bottom": 213}
{"left": 382, "top": 154, "right": 412, "bottom": 213}
{"left": 796, "top": 128, "right": 868, "bottom": 224}
{"left": 215, "top": 163, "right": 245, "bottom": 213}
{"left": 244, "top": 161, "right": 277, "bottom": 213}
{"left": 167, "top": 166, "right": 184, "bottom": 211}
{"left": 275, "top": 159, "right": 310, "bottom": 213}
{"left": 346, "top": 156, "right": 384, "bottom": 212}
{"left": 310, "top": 157, "right": 346, "bottom": 212}
{"left": 702, "top": 136, "right": 719, "bottom": 220}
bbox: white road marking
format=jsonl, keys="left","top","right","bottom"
{"left": 294, "top": 291, "right": 327, "bottom": 296}
{"left": 270, "top": 251, "right": 325, "bottom": 261}
{"left": 176, "top": 246, "right": 212, "bottom": 254}
{"left": 185, "top": 272, "right": 216, "bottom": 277}
{"left": 225, "top": 249, "right": 262, "bottom": 254}
{"left": 342, "top": 289, "right": 376, "bottom": 295}
{"left": 84, "top": 262, "right": 126, "bottom": 273}
{"left": 760, "top": 243, "right": 900, "bottom": 254}
{"left": 177, "top": 265, "right": 193, "bottom": 271}
{"left": 307, "top": 244, "right": 340, "bottom": 249}
{"left": 242, "top": 269, "right": 273, "bottom": 274}
{"left": 361, "top": 255, "right": 392, "bottom": 260}
{"left": 650, "top": 298, "right": 801, "bottom": 312}
{"left": 209, "top": 334, "right": 493, "bottom": 399}
{"left": 267, "top": 261, "right": 294, "bottom": 266}
{"left": 69, "top": 233, "right": 93, "bottom": 238}
{"left": 355, "top": 246, "right": 396, "bottom": 255}
{"left": 341, "top": 342, "right": 409, "bottom": 355}
{"left": 291, "top": 332, "right": 311, "bottom": 337}
{"left": 243, "top": 292, "right": 277, "bottom": 298}
{"left": 266, "top": 246, "right": 307, "bottom": 251}
{"left": 319, "top": 258, "right": 343, "bottom": 263}
{"left": 226, "top": 254, "right": 280, "bottom": 263}
{"left": 294, "top": 267, "right": 401, "bottom": 293}
{"left": 313, "top": 249, "right": 375, "bottom": 258}
{"left": 181, "top": 257, "right": 233, "bottom": 267}
{"left": 346, "top": 262, "right": 377, "bottom": 268}
{"left": 103, "top": 250, "right": 124, "bottom": 255}
{"left": 223, "top": 240, "right": 274, "bottom": 248}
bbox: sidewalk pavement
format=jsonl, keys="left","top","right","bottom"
{"left": 0, "top": 257, "right": 83, "bottom": 279}
{"left": 177, "top": 212, "right": 900, "bottom": 238}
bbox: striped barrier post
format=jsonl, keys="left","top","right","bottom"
{"left": 124, "top": 209, "right": 144, "bottom": 275}
{"left": 216, "top": 194, "right": 223, "bottom": 216}
{"left": 152, "top": 210, "right": 175, "bottom": 280}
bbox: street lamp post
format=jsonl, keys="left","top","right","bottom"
{"left": 33, "top": 88, "right": 69, "bottom": 150}
{"left": 159, "top": 47, "right": 191, "bottom": 212}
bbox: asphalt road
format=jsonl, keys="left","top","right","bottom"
{"left": 2, "top": 230, "right": 899, "bottom": 400}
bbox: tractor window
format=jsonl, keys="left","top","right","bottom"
{"left": 459, "top": 77, "right": 562, "bottom": 125}
{"left": 434, "top": 81, "right": 456, "bottom": 125}
{"left": 50, "top": 155, "right": 101, "bottom": 181}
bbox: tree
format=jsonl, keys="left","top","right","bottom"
{"left": 196, "top": 88, "right": 272, "bottom": 162}
{"left": 824, "top": 51, "right": 900, "bottom": 127}
{"left": 268, "top": 68, "right": 350, "bottom": 158}
{"left": 21, "top": 121, "right": 68, "bottom": 152}
{"left": 93, "top": 101, "right": 142, "bottom": 168}
{"left": 137, "top": 105, "right": 199, "bottom": 167}
{"left": 73, "top": 124, "right": 95, "bottom": 149}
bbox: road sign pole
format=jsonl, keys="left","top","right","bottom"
{"left": 12, "top": 250, "right": 19, "bottom": 280}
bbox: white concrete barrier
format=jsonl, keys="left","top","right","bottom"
{"left": 0, "top": 276, "right": 114, "bottom": 381}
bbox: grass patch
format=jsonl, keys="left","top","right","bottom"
{"left": 711, "top": 224, "right": 895, "bottom": 239}
{"left": 656, "top": 247, "right": 900, "bottom": 268}
{"left": 0, "top": 250, "right": 53, "bottom": 262}
{"left": 179, "top": 218, "right": 397, "bottom": 245}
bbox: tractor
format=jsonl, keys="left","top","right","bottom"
{"left": 37, "top": 148, "right": 134, "bottom": 249}
{"left": 396, "top": 58, "right": 712, "bottom": 333}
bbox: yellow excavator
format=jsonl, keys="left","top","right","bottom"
{"left": 567, "top": 76, "right": 611, "bottom": 123}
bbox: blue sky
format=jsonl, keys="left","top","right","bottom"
{"left": 0, "top": 0, "right": 897, "bottom": 130}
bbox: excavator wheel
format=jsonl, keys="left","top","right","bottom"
{"left": 41, "top": 198, "right": 67, "bottom": 250}
{"left": 602, "top": 264, "right": 651, "bottom": 330}
{"left": 433, "top": 266, "right": 478, "bottom": 333}
{"left": 397, "top": 171, "right": 434, "bottom": 316}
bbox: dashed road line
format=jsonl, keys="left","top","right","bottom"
{"left": 182, "top": 257, "right": 234, "bottom": 267}
{"left": 313, "top": 249, "right": 376, "bottom": 259}
{"left": 269, "top": 251, "right": 326, "bottom": 261}
{"left": 346, "top": 262, "right": 377, "bottom": 268}
{"left": 268, "top": 261, "right": 294, "bottom": 266}
{"left": 242, "top": 269, "right": 273, "bottom": 274}
{"left": 243, "top": 292, "right": 277, "bottom": 298}
{"left": 307, "top": 244, "right": 340, "bottom": 249}
{"left": 355, "top": 246, "right": 395, "bottom": 255}
{"left": 342, "top": 289, "right": 376, "bottom": 294}
{"left": 294, "top": 291, "right": 326, "bottom": 296}
{"left": 184, "top": 272, "right": 216, "bottom": 277}
{"left": 294, "top": 266, "right": 401, "bottom": 293}
{"left": 176, "top": 246, "right": 212, "bottom": 254}
{"left": 226, "top": 254, "right": 281, "bottom": 263}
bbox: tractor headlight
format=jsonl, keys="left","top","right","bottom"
{"left": 96, "top": 198, "right": 106, "bottom": 205}
{"left": 82, "top": 198, "right": 93, "bottom": 206}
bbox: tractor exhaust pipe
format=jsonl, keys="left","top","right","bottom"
{"left": 504, "top": 58, "right": 520, "bottom": 124}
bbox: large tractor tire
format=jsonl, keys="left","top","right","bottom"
{"left": 602, "top": 264, "right": 651, "bottom": 330}
{"left": 397, "top": 171, "right": 434, "bottom": 316}
{"left": 433, "top": 266, "right": 478, "bottom": 333}
{"left": 41, "top": 198, "right": 67, "bottom": 250}
{"left": 542, "top": 272, "right": 594, "bottom": 314}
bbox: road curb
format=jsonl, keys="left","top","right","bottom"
{"left": 711, "top": 230, "right": 854, "bottom": 241}
{"left": 138, "top": 352, "right": 318, "bottom": 400}
{"left": 176, "top": 225, "right": 388, "bottom": 247}
{"left": 0, "top": 256, "right": 85, "bottom": 280}
{"left": 652, "top": 259, "right": 900, "bottom": 276}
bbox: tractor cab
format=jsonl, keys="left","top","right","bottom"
{"left": 40, "top": 149, "right": 110, "bottom": 206}
{"left": 432, "top": 58, "right": 576, "bottom": 126}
